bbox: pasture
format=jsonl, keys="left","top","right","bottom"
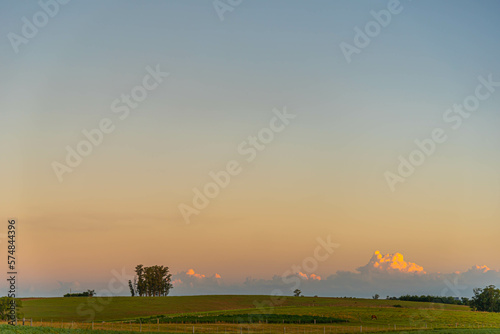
{"left": 8, "top": 295, "right": 500, "bottom": 333}
{"left": 20, "top": 296, "right": 469, "bottom": 322}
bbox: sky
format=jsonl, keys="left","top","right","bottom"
{"left": 1, "top": 0, "right": 500, "bottom": 298}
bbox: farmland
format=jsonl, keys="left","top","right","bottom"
{"left": 7, "top": 327, "right": 500, "bottom": 334}
{"left": 6, "top": 295, "right": 500, "bottom": 333}
{"left": 20, "top": 295, "right": 470, "bottom": 322}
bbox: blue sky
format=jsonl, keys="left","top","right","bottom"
{"left": 1, "top": 1, "right": 500, "bottom": 297}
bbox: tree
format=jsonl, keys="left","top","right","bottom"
{"left": 0, "top": 297, "right": 23, "bottom": 320}
{"left": 132, "top": 264, "right": 173, "bottom": 297}
{"left": 372, "top": 294, "right": 380, "bottom": 300}
{"left": 470, "top": 285, "right": 500, "bottom": 312}
{"left": 293, "top": 289, "right": 302, "bottom": 297}
{"left": 135, "top": 264, "right": 145, "bottom": 296}
{"left": 128, "top": 280, "right": 135, "bottom": 297}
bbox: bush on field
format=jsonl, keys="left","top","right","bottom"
{"left": 387, "top": 294, "right": 469, "bottom": 306}
{"left": 136, "top": 314, "right": 348, "bottom": 324}
{"left": 63, "top": 289, "right": 95, "bottom": 297}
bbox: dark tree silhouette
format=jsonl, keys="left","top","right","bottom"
{"left": 470, "top": 285, "right": 500, "bottom": 312}
{"left": 132, "top": 264, "right": 173, "bottom": 297}
{"left": 128, "top": 280, "right": 135, "bottom": 297}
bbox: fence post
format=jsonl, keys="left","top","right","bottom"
{"left": 360, "top": 326, "right": 362, "bottom": 333}
{"left": 92, "top": 321, "right": 94, "bottom": 330}
{"left": 31, "top": 318, "right": 33, "bottom": 326}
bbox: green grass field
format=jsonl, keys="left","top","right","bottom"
{"left": 14, "top": 295, "right": 500, "bottom": 334}
{"left": 0, "top": 325, "right": 103, "bottom": 333}
{"left": 0, "top": 325, "right": 155, "bottom": 333}
{"left": 3, "top": 325, "right": 500, "bottom": 334}
{"left": 20, "top": 295, "right": 469, "bottom": 322}
{"left": 416, "top": 330, "right": 500, "bottom": 334}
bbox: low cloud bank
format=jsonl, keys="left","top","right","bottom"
{"left": 9, "top": 252, "right": 498, "bottom": 298}
{"left": 170, "top": 252, "right": 499, "bottom": 298}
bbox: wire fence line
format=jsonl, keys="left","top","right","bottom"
{"left": 1, "top": 319, "right": 498, "bottom": 333}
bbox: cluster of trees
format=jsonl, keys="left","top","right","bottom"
{"left": 63, "top": 289, "right": 95, "bottom": 297}
{"left": 385, "top": 294, "right": 469, "bottom": 305}
{"left": 381, "top": 285, "right": 500, "bottom": 312}
{"left": 470, "top": 285, "right": 500, "bottom": 312}
{"left": 128, "top": 264, "right": 173, "bottom": 297}
{"left": 0, "top": 297, "right": 23, "bottom": 320}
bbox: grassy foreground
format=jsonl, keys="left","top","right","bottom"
{"left": 419, "top": 330, "right": 500, "bottom": 334}
{"left": 2, "top": 325, "right": 500, "bottom": 334}
{"left": 0, "top": 325, "right": 140, "bottom": 333}
{"left": 16, "top": 295, "right": 500, "bottom": 332}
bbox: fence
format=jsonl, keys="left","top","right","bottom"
{"left": 2, "top": 319, "right": 498, "bottom": 333}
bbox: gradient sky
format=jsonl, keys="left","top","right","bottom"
{"left": 1, "top": 0, "right": 500, "bottom": 297}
